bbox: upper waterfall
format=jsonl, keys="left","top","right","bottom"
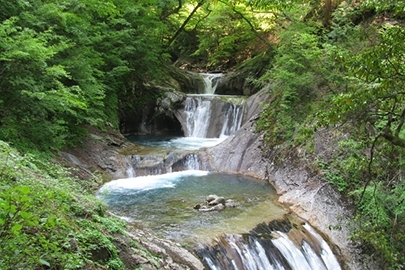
{"left": 175, "top": 73, "right": 246, "bottom": 138}
{"left": 200, "top": 73, "right": 223, "bottom": 94}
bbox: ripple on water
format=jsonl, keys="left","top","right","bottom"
{"left": 97, "top": 171, "right": 288, "bottom": 244}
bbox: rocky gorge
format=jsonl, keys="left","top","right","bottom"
{"left": 60, "top": 69, "right": 378, "bottom": 269}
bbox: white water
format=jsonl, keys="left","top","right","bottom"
{"left": 303, "top": 223, "right": 341, "bottom": 270}
{"left": 272, "top": 232, "right": 320, "bottom": 270}
{"left": 126, "top": 134, "right": 226, "bottom": 151}
{"left": 185, "top": 96, "right": 212, "bottom": 138}
{"left": 200, "top": 222, "right": 342, "bottom": 270}
{"left": 183, "top": 73, "right": 244, "bottom": 138}
{"left": 219, "top": 103, "right": 244, "bottom": 138}
{"left": 126, "top": 163, "right": 136, "bottom": 178}
{"left": 184, "top": 153, "right": 200, "bottom": 170}
{"left": 200, "top": 73, "right": 223, "bottom": 94}
{"left": 170, "top": 137, "right": 226, "bottom": 150}
{"left": 99, "top": 170, "right": 209, "bottom": 193}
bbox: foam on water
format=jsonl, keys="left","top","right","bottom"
{"left": 98, "top": 170, "right": 209, "bottom": 193}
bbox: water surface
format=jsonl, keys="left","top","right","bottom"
{"left": 125, "top": 134, "right": 226, "bottom": 151}
{"left": 98, "top": 170, "right": 287, "bottom": 244}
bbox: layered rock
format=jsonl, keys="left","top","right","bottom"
{"left": 201, "top": 113, "right": 376, "bottom": 269}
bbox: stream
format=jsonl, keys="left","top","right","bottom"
{"left": 98, "top": 73, "right": 342, "bottom": 269}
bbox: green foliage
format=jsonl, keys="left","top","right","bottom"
{"left": 361, "top": 0, "right": 405, "bottom": 17}
{"left": 0, "top": 140, "right": 129, "bottom": 269}
{"left": 256, "top": 20, "right": 327, "bottom": 147}
{"left": 327, "top": 2, "right": 362, "bottom": 44}
{"left": 190, "top": 2, "right": 261, "bottom": 68}
{"left": 252, "top": 2, "right": 405, "bottom": 266}
{"left": 311, "top": 4, "right": 405, "bottom": 267}
{"left": 0, "top": 0, "right": 169, "bottom": 152}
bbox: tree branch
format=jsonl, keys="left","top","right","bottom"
{"left": 160, "top": 0, "right": 183, "bottom": 21}
{"left": 220, "top": 1, "right": 273, "bottom": 49}
{"left": 166, "top": 0, "right": 206, "bottom": 48}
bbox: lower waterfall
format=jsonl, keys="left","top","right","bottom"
{"left": 196, "top": 218, "right": 341, "bottom": 270}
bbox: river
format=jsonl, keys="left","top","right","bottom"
{"left": 98, "top": 73, "right": 342, "bottom": 270}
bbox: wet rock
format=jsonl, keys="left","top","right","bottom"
{"left": 225, "top": 199, "right": 236, "bottom": 208}
{"left": 59, "top": 128, "right": 133, "bottom": 182}
{"left": 125, "top": 230, "right": 205, "bottom": 270}
{"left": 198, "top": 204, "right": 225, "bottom": 212}
{"left": 206, "top": 194, "right": 219, "bottom": 202}
{"left": 201, "top": 111, "right": 378, "bottom": 269}
{"left": 208, "top": 196, "right": 225, "bottom": 206}
{"left": 157, "top": 90, "right": 187, "bottom": 113}
{"left": 196, "top": 195, "right": 230, "bottom": 212}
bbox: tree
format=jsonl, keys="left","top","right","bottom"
{"left": 0, "top": 0, "right": 169, "bottom": 152}
{"left": 315, "top": 4, "right": 405, "bottom": 266}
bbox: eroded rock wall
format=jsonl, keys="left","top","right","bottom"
{"left": 202, "top": 111, "right": 377, "bottom": 270}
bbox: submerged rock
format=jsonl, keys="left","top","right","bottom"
{"left": 198, "top": 204, "right": 225, "bottom": 212}
{"left": 195, "top": 194, "right": 231, "bottom": 212}
{"left": 225, "top": 199, "right": 236, "bottom": 208}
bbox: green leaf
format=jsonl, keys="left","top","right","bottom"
{"left": 12, "top": 224, "right": 23, "bottom": 234}
{"left": 39, "top": 259, "right": 50, "bottom": 267}
{"left": 20, "top": 211, "right": 32, "bottom": 219}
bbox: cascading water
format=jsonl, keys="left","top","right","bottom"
{"left": 196, "top": 218, "right": 341, "bottom": 270}
{"left": 101, "top": 72, "right": 344, "bottom": 269}
{"left": 183, "top": 73, "right": 244, "bottom": 138}
{"left": 219, "top": 103, "right": 244, "bottom": 138}
{"left": 185, "top": 96, "right": 212, "bottom": 138}
{"left": 184, "top": 153, "right": 200, "bottom": 170}
{"left": 200, "top": 73, "right": 223, "bottom": 95}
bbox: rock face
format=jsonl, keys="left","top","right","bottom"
{"left": 216, "top": 71, "right": 257, "bottom": 96}
{"left": 162, "top": 66, "right": 205, "bottom": 94}
{"left": 120, "top": 227, "right": 205, "bottom": 270}
{"left": 60, "top": 127, "right": 133, "bottom": 181}
{"left": 120, "top": 86, "right": 186, "bottom": 135}
{"left": 201, "top": 90, "right": 269, "bottom": 178}
{"left": 215, "top": 54, "right": 273, "bottom": 96}
{"left": 202, "top": 115, "right": 377, "bottom": 269}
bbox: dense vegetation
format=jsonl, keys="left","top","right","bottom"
{"left": 0, "top": 141, "right": 132, "bottom": 268}
{"left": 1, "top": 0, "right": 405, "bottom": 269}
{"left": 255, "top": 1, "right": 405, "bottom": 269}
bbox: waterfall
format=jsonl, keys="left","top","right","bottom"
{"left": 182, "top": 73, "right": 245, "bottom": 138}
{"left": 196, "top": 219, "right": 342, "bottom": 270}
{"left": 219, "top": 103, "right": 244, "bottom": 138}
{"left": 200, "top": 73, "right": 223, "bottom": 94}
{"left": 126, "top": 164, "right": 136, "bottom": 178}
{"left": 184, "top": 153, "right": 200, "bottom": 170}
{"left": 185, "top": 96, "right": 212, "bottom": 138}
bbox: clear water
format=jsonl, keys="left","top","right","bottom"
{"left": 125, "top": 134, "right": 226, "bottom": 151}
{"left": 98, "top": 170, "right": 287, "bottom": 244}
